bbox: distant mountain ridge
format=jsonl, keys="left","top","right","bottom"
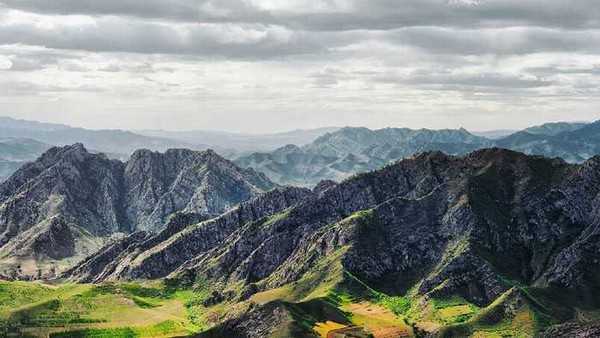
{"left": 0, "top": 144, "right": 275, "bottom": 277}
{"left": 0, "top": 138, "right": 52, "bottom": 181}
{"left": 0, "top": 117, "right": 340, "bottom": 181}
{"left": 497, "top": 120, "right": 600, "bottom": 162}
{"left": 1, "top": 116, "right": 597, "bottom": 188}
{"left": 138, "top": 127, "right": 341, "bottom": 153}
{"left": 524, "top": 121, "right": 588, "bottom": 136}
{"left": 235, "top": 126, "right": 492, "bottom": 186}
{"left": 236, "top": 121, "right": 598, "bottom": 186}
{"left": 0, "top": 116, "right": 208, "bottom": 158}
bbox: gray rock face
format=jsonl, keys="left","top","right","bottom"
{"left": 124, "top": 148, "right": 274, "bottom": 232}
{"left": 0, "top": 143, "right": 127, "bottom": 243}
{"left": 0, "top": 144, "right": 276, "bottom": 276}
{"left": 64, "top": 186, "right": 313, "bottom": 282}
{"left": 541, "top": 322, "right": 600, "bottom": 338}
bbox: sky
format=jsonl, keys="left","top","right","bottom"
{"left": 0, "top": 0, "right": 599, "bottom": 133}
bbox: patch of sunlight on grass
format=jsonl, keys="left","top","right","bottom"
{"left": 313, "top": 320, "right": 346, "bottom": 338}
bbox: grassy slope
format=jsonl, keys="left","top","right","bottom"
{"left": 0, "top": 281, "right": 200, "bottom": 337}
{"left": 0, "top": 268, "right": 588, "bottom": 338}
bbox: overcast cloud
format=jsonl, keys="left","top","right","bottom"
{"left": 0, "top": 0, "right": 598, "bottom": 132}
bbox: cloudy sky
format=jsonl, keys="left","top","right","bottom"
{"left": 0, "top": 0, "right": 599, "bottom": 133}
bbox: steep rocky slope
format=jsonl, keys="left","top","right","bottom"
{"left": 0, "top": 144, "right": 275, "bottom": 277}
{"left": 66, "top": 148, "right": 600, "bottom": 337}
{"left": 65, "top": 186, "right": 314, "bottom": 283}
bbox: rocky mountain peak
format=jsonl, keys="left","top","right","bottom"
{"left": 0, "top": 144, "right": 277, "bottom": 277}
{"left": 36, "top": 142, "right": 89, "bottom": 164}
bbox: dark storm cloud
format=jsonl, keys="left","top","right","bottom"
{"left": 0, "top": 0, "right": 599, "bottom": 59}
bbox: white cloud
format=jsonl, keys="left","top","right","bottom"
{"left": 0, "top": 1, "right": 598, "bottom": 132}
{"left": 0, "top": 55, "right": 12, "bottom": 69}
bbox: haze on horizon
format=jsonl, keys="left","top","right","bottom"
{"left": 0, "top": 0, "right": 599, "bottom": 133}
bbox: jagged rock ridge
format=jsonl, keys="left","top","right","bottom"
{"left": 0, "top": 144, "right": 276, "bottom": 277}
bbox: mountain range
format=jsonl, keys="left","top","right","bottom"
{"left": 51, "top": 148, "right": 600, "bottom": 337}
{"left": 0, "top": 117, "right": 341, "bottom": 182}
{"left": 236, "top": 121, "right": 600, "bottom": 186}
{"left": 0, "top": 116, "right": 207, "bottom": 159}
{"left": 0, "top": 144, "right": 275, "bottom": 277}
{"left": 2, "top": 117, "right": 598, "bottom": 188}
{"left": 138, "top": 127, "right": 341, "bottom": 153}
{"left": 1, "top": 118, "right": 600, "bottom": 337}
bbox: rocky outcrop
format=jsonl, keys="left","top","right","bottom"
{"left": 124, "top": 148, "right": 274, "bottom": 232}
{"left": 196, "top": 301, "right": 322, "bottom": 338}
{"left": 64, "top": 186, "right": 313, "bottom": 282}
{"left": 0, "top": 144, "right": 277, "bottom": 276}
{"left": 541, "top": 322, "right": 600, "bottom": 337}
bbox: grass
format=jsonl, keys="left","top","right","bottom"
{"left": 431, "top": 297, "right": 478, "bottom": 324}
{"left": 436, "top": 288, "right": 547, "bottom": 337}
{"left": 50, "top": 320, "right": 187, "bottom": 337}
{"left": 0, "top": 280, "right": 208, "bottom": 337}
{"left": 438, "top": 305, "right": 474, "bottom": 322}
{"left": 245, "top": 239, "right": 414, "bottom": 338}
{"left": 0, "top": 275, "right": 584, "bottom": 338}
{"left": 313, "top": 320, "right": 346, "bottom": 337}
{"left": 1, "top": 225, "right": 591, "bottom": 338}
{"left": 378, "top": 295, "right": 411, "bottom": 316}
{"left": 250, "top": 246, "right": 349, "bottom": 305}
